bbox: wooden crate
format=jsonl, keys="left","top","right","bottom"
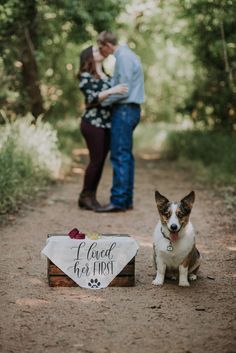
{"left": 47, "top": 234, "right": 136, "bottom": 287}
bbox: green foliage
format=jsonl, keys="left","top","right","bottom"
{"left": 164, "top": 130, "right": 236, "bottom": 185}
{"left": 1, "top": 0, "right": 235, "bottom": 130}
{"left": 0, "top": 0, "right": 126, "bottom": 119}
{"left": 0, "top": 116, "right": 62, "bottom": 213}
{"left": 179, "top": 0, "right": 236, "bottom": 130}
{"left": 120, "top": 0, "right": 236, "bottom": 129}
{"left": 135, "top": 122, "right": 236, "bottom": 191}
{"left": 121, "top": 0, "right": 195, "bottom": 122}
{"left": 0, "top": 138, "right": 46, "bottom": 213}
{"left": 0, "top": 0, "right": 39, "bottom": 116}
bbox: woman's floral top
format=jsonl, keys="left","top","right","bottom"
{"left": 79, "top": 72, "right": 111, "bottom": 129}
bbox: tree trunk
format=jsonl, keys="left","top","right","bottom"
{"left": 20, "top": 27, "right": 44, "bottom": 119}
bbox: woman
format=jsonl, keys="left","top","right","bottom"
{"left": 77, "top": 45, "right": 127, "bottom": 211}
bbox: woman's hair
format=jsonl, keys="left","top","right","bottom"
{"left": 77, "top": 45, "right": 99, "bottom": 79}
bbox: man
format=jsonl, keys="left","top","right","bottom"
{"left": 96, "top": 31, "right": 145, "bottom": 212}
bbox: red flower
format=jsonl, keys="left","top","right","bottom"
{"left": 68, "top": 228, "right": 86, "bottom": 239}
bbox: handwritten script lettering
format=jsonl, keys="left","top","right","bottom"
{"left": 72, "top": 241, "right": 117, "bottom": 279}
{"left": 74, "top": 261, "right": 90, "bottom": 278}
{"left": 87, "top": 242, "right": 116, "bottom": 261}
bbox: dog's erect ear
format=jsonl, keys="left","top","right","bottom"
{"left": 180, "top": 191, "right": 195, "bottom": 211}
{"left": 155, "top": 191, "right": 169, "bottom": 211}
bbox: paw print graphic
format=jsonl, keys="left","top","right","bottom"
{"left": 88, "top": 278, "right": 101, "bottom": 288}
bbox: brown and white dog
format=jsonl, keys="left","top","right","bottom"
{"left": 152, "top": 191, "right": 200, "bottom": 287}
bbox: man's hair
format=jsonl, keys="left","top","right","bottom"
{"left": 97, "top": 31, "right": 117, "bottom": 46}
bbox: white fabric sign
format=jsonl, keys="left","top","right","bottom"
{"left": 41, "top": 235, "right": 139, "bottom": 289}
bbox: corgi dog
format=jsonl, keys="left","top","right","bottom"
{"left": 152, "top": 191, "right": 200, "bottom": 287}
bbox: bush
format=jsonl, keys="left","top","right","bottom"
{"left": 0, "top": 115, "right": 61, "bottom": 213}
{"left": 164, "top": 130, "right": 236, "bottom": 185}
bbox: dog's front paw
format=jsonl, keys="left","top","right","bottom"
{"left": 152, "top": 273, "right": 164, "bottom": 286}
{"left": 152, "top": 279, "right": 163, "bottom": 286}
{"left": 179, "top": 279, "right": 190, "bottom": 287}
{"left": 189, "top": 273, "right": 197, "bottom": 281}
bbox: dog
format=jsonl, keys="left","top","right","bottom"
{"left": 152, "top": 190, "right": 200, "bottom": 287}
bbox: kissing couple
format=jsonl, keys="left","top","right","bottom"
{"left": 77, "top": 31, "right": 145, "bottom": 213}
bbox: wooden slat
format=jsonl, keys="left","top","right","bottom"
{"left": 48, "top": 275, "right": 135, "bottom": 287}
{"left": 109, "top": 276, "right": 135, "bottom": 287}
{"left": 49, "top": 276, "right": 77, "bottom": 287}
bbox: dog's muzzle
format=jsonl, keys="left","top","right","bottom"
{"left": 168, "top": 223, "right": 182, "bottom": 243}
{"left": 169, "top": 232, "right": 179, "bottom": 243}
{"left": 170, "top": 223, "right": 178, "bottom": 231}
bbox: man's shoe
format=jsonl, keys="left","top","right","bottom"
{"left": 96, "top": 203, "right": 126, "bottom": 213}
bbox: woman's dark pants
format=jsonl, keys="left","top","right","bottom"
{"left": 80, "top": 119, "right": 110, "bottom": 193}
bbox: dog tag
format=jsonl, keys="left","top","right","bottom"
{"left": 167, "top": 243, "right": 173, "bottom": 251}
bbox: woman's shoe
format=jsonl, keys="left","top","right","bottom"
{"left": 78, "top": 191, "right": 101, "bottom": 211}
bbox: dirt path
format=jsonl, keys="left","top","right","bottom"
{"left": 0, "top": 154, "right": 235, "bottom": 353}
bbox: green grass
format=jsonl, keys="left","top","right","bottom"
{"left": 134, "top": 122, "right": 236, "bottom": 187}
{"left": 164, "top": 130, "right": 236, "bottom": 186}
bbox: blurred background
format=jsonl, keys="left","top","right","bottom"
{"left": 0, "top": 0, "right": 236, "bottom": 214}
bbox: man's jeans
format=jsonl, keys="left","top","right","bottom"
{"left": 110, "top": 104, "right": 141, "bottom": 208}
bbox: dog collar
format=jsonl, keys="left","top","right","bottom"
{"left": 161, "top": 227, "right": 171, "bottom": 241}
{"left": 161, "top": 227, "right": 174, "bottom": 252}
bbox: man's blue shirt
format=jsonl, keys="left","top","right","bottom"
{"left": 101, "top": 45, "right": 145, "bottom": 106}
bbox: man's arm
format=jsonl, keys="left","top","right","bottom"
{"left": 101, "top": 54, "right": 133, "bottom": 106}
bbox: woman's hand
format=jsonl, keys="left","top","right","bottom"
{"left": 98, "top": 83, "right": 128, "bottom": 102}
{"left": 108, "top": 84, "right": 128, "bottom": 95}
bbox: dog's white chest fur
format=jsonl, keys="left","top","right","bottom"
{"left": 153, "top": 221, "right": 195, "bottom": 270}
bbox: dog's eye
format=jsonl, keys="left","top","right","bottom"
{"left": 177, "top": 213, "right": 184, "bottom": 218}
{"left": 163, "top": 211, "right": 171, "bottom": 218}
